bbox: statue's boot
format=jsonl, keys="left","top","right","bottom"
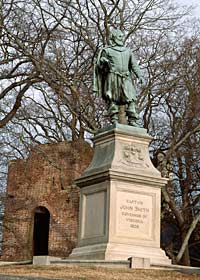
{"left": 128, "top": 117, "right": 140, "bottom": 127}
{"left": 111, "top": 113, "right": 118, "bottom": 124}
{"left": 126, "top": 102, "right": 139, "bottom": 126}
{"left": 108, "top": 102, "right": 119, "bottom": 124}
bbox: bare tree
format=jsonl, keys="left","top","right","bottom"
{"left": 1, "top": 0, "right": 199, "bottom": 265}
{"left": 0, "top": 0, "right": 187, "bottom": 131}
{"left": 150, "top": 35, "right": 200, "bottom": 265}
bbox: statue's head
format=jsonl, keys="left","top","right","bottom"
{"left": 110, "top": 29, "right": 124, "bottom": 46}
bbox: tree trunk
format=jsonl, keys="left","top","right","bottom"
{"left": 179, "top": 231, "right": 191, "bottom": 266}
{"left": 176, "top": 214, "right": 200, "bottom": 264}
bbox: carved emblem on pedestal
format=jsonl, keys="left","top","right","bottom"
{"left": 121, "top": 143, "right": 150, "bottom": 168}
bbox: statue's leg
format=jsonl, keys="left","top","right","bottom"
{"left": 108, "top": 102, "right": 119, "bottom": 124}
{"left": 126, "top": 101, "right": 139, "bottom": 126}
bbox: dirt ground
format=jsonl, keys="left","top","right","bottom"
{"left": 0, "top": 265, "right": 200, "bottom": 280}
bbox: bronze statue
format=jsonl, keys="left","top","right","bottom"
{"left": 93, "top": 29, "right": 143, "bottom": 126}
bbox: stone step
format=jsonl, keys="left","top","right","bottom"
{"left": 51, "top": 259, "right": 130, "bottom": 268}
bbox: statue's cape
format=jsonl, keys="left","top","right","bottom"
{"left": 93, "top": 48, "right": 104, "bottom": 98}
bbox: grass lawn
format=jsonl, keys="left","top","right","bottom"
{"left": 0, "top": 265, "right": 200, "bottom": 280}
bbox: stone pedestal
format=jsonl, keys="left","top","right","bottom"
{"left": 69, "top": 124, "right": 171, "bottom": 265}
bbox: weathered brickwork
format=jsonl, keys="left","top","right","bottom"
{"left": 0, "top": 140, "right": 93, "bottom": 261}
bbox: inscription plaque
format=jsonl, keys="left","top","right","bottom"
{"left": 116, "top": 190, "right": 153, "bottom": 240}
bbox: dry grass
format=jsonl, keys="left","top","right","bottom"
{"left": 0, "top": 265, "right": 199, "bottom": 280}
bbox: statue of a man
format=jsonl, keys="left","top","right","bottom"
{"left": 93, "top": 29, "right": 143, "bottom": 126}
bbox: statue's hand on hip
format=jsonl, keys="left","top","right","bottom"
{"left": 100, "top": 57, "right": 111, "bottom": 72}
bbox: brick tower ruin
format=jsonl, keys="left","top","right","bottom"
{"left": 0, "top": 140, "right": 93, "bottom": 261}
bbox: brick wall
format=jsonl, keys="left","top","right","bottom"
{"left": 0, "top": 140, "right": 93, "bottom": 261}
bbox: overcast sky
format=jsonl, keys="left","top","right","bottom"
{"left": 175, "top": 0, "right": 200, "bottom": 17}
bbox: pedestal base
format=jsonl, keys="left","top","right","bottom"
{"left": 69, "top": 124, "right": 171, "bottom": 266}
{"left": 70, "top": 243, "right": 171, "bottom": 265}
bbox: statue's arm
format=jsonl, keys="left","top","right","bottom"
{"left": 130, "top": 53, "right": 144, "bottom": 84}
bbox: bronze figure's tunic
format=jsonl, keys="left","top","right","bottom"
{"left": 93, "top": 29, "right": 143, "bottom": 126}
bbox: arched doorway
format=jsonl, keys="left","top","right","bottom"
{"left": 33, "top": 206, "right": 50, "bottom": 256}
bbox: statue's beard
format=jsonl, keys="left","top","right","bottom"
{"left": 113, "top": 38, "right": 124, "bottom": 46}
